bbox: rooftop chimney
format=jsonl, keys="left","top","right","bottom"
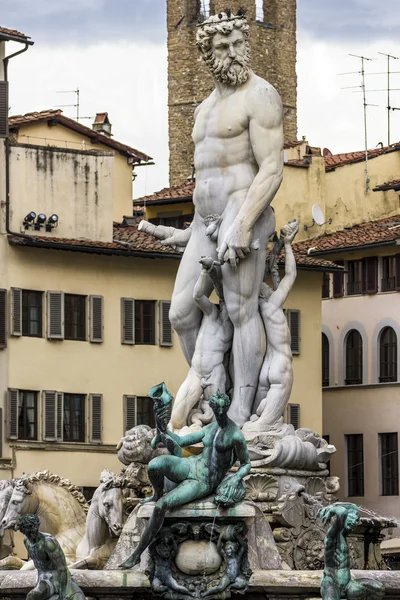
{"left": 92, "top": 112, "right": 112, "bottom": 137}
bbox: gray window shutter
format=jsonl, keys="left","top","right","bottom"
{"left": 47, "top": 291, "right": 64, "bottom": 339}
{"left": 0, "top": 81, "right": 9, "bottom": 139}
{"left": 121, "top": 298, "right": 135, "bottom": 345}
{"left": 287, "top": 309, "right": 300, "bottom": 355}
{"left": 89, "top": 394, "right": 102, "bottom": 443}
{"left": 287, "top": 403, "right": 300, "bottom": 430}
{"left": 123, "top": 395, "right": 137, "bottom": 432}
{"left": 7, "top": 389, "right": 18, "bottom": 440}
{"left": 0, "top": 289, "right": 7, "bottom": 349}
{"left": 90, "top": 295, "right": 104, "bottom": 343}
{"left": 159, "top": 300, "right": 173, "bottom": 347}
{"left": 56, "top": 392, "right": 63, "bottom": 442}
{"left": 42, "top": 390, "right": 57, "bottom": 441}
{"left": 10, "top": 288, "right": 22, "bottom": 337}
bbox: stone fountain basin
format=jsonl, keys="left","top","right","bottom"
{"left": 1, "top": 569, "right": 400, "bottom": 599}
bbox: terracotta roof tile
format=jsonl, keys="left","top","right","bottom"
{"left": 373, "top": 179, "right": 400, "bottom": 192}
{"left": 8, "top": 224, "right": 341, "bottom": 271}
{"left": 134, "top": 181, "right": 195, "bottom": 204}
{"left": 9, "top": 109, "right": 152, "bottom": 164}
{"left": 294, "top": 213, "right": 400, "bottom": 255}
{"left": 324, "top": 143, "right": 400, "bottom": 172}
{"left": 0, "top": 26, "right": 31, "bottom": 43}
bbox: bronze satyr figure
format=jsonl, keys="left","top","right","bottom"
{"left": 119, "top": 386, "right": 251, "bottom": 569}
{"left": 18, "top": 514, "right": 85, "bottom": 600}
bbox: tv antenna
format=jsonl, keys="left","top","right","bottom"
{"left": 378, "top": 52, "right": 399, "bottom": 145}
{"left": 341, "top": 55, "right": 376, "bottom": 193}
{"left": 56, "top": 88, "right": 93, "bottom": 122}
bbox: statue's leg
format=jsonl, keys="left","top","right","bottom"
{"left": 27, "top": 579, "right": 53, "bottom": 600}
{"left": 120, "top": 460, "right": 199, "bottom": 569}
{"left": 171, "top": 367, "right": 203, "bottom": 430}
{"left": 220, "top": 205, "right": 275, "bottom": 427}
{"left": 203, "top": 575, "right": 231, "bottom": 597}
{"left": 320, "top": 576, "right": 340, "bottom": 600}
{"left": 169, "top": 214, "right": 216, "bottom": 364}
{"left": 243, "top": 357, "right": 293, "bottom": 432}
{"left": 203, "top": 363, "right": 228, "bottom": 400}
{"left": 347, "top": 579, "right": 385, "bottom": 600}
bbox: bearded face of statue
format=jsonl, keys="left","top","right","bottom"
{"left": 209, "top": 29, "right": 251, "bottom": 86}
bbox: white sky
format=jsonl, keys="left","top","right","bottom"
{"left": 4, "top": 7, "right": 400, "bottom": 199}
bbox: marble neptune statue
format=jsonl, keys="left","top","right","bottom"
{"left": 163, "top": 9, "right": 284, "bottom": 428}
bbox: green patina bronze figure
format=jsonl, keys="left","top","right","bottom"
{"left": 18, "top": 514, "right": 85, "bottom": 600}
{"left": 119, "top": 385, "right": 251, "bottom": 569}
{"left": 320, "top": 503, "right": 385, "bottom": 600}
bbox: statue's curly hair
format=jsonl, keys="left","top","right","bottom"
{"left": 18, "top": 514, "right": 40, "bottom": 535}
{"left": 196, "top": 11, "right": 250, "bottom": 57}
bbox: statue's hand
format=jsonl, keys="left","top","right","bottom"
{"left": 281, "top": 220, "right": 299, "bottom": 244}
{"left": 217, "top": 219, "right": 252, "bottom": 267}
{"left": 161, "top": 227, "right": 192, "bottom": 249}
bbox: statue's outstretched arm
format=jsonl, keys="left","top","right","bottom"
{"left": 138, "top": 220, "right": 192, "bottom": 251}
{"left": 269, "top": 222, "right": 298, "bottom": 308}
{"left": 166, "top": 428, "right": 206, "bottom": 448}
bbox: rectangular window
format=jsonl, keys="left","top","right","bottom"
{"left": 380, "top": 433, "right": 399, "bottom": 496}
{"left": 135, "top": 300, "right": 156, "bottom": 345}
{"left": 382, "top": 256, "right": 396, "bottom": 292}
{"left": 22, "top": 290, "right": 42, "bottom": 337}
{"left": 63, "top": 394, "right": 85, "bottom": 442}
{"left": 322, "top": 273, "right": 330, "bottom": 299}
{"left": 346, "top": 434, "right": 364, "bottom": 497}
{"left": 136, "top": 396, "right": 156, "bottom": 428}
{"left": 347, "top": 260, "right": 363, "bottom": 295}
{"left": 64, "top": 294, "right": 86, "bottom": 341}
{"left": 18, "top": 391, "right": 38, "bottom": 441}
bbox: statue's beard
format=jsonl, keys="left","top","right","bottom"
{"left": 206, "top": 48, "right": 251, "bottom": 86}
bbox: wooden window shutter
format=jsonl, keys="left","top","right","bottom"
{"left": 0, "top": 81, "right": 9, "bottom": 139}
{"left": 90, "top": 295, "right": 104, "bottom": 343}
{"left": 7, "top": 389, "right": 18, "bottom": 440}
{"left": 89, "top": 394, "right": 102, "bottom": 443}
{"left": 159, "top": 301, "right": 173, "bottom": 347}
{"left": 332, "top": 261, "right": 344, "bottom": 297}
{"left": 10, "top": 288, "right": 22, "bottom": 337}
{"left": 121, "top": 298, "right": 135, "bottom": 344}
{"left": 287, "top": 403, "right": 300, "bottom": 430}
{"left": 123, "top": 395, "right": 137, "bottom": 432}
{"left": 56, "top": 392, "right": 63, "bottom": 442}
{"left": 362, "top": 257, "right": 378, "bottom": 294}
{"left": 42, "top": 390, "right": 58, "bottom": 441}
{"left": 0, "top": 289, "right": 7, "bottom": 349}
{"left": 47, "top": 291, "right": 64, "bottom": 339}
{"left": 287, "top": 309, "right": 300, "bottom": 355}
{"left": 396, "top": 255, "right": 400, "bottom": 291}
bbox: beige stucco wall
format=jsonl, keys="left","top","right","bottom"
{"left": 324, "top": 384, "right": 400, "bottom": 523}
{"left": 9, "top": 144, "right": 114, "bottom": 241}
{"left": 0, "top": 243, "right": 323, "bottom": 482}
{"left": 13, "top": 121, "right": 134, "bottom": 222}
{"left": 0, "top": 42, "right": 5, "bottom": 80}
{"left": 145, "top": 201, "right": 194, "bottom": 220}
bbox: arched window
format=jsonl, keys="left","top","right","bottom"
{"left": 322, "top": 333, "right": 330, "bottom": 387}
{"left": 345, "top": 330, "right": 363, "bottom": 385}
{"left": 379, "top": 327, "right": 397, "bottom": 383}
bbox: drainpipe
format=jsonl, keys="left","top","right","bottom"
{"left": 3, "top": 42, "right": 35, "bottom": 240}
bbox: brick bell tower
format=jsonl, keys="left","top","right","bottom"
{"left": 167, "top": 0, "right": 297, "bottom": 186}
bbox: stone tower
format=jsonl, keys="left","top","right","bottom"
{"left": 167, "top": 0, "right": 297, "bottom": 186}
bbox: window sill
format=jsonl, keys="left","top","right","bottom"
{"left": 9, "top": 440, "right": 116, "bottom": 453}
{"left": 323, "top": 381, "right": 400, "bottom": 391}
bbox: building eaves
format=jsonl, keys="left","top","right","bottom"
{"left": 324, "top": 143, "right": 400, "bottom": 172}
{"left": 294, "top": 213, "right": 400, "bottom": 256}
{"left": 8, "top": 109, "right": 152, "bottom": 164}
{"left": 0, "top": 26, "right": 33, "bottom": 44}
{"left": 373, "top": 179, "right": 400, "bottom": 192}
{"left": 7, "top": 226, "right": 342, "bottom": 272}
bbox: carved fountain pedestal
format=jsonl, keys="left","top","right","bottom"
{"left": 108, "top": 500, "right": 281, "bottom": 599}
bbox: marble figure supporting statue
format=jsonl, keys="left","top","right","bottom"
{"left": 320, "top": 503, "right": 385, "bottom": 600}
{"left": 119, "top": 386, "right": 251, "bottom": 569}
{"left": 17, "top": 514, "right": 85, "bottom": 600}
{"left": 158, "top": 10, "right": 284, "bottom": 427}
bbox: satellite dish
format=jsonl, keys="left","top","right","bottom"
{"left": 312, "top": 204, "right": 326, "bottom": 226}
{"left": 304, "top": 205, "right": 333, "bottom": 231}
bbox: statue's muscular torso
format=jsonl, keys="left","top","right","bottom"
{"left": 192, "top": 73, "right": 273, "bottom": 218}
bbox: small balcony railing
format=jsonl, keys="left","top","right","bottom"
{"left": 381, "top": 277, "right": 396, "bottom": 292}
{"left": 347, "top": 280, "right": 362, "bottom": 296}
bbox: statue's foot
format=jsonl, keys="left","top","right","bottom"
{"left": 119, "top": 552, "right": 141, "bottom": 570}
{"left": 139, "top": 495, "right": 158, "bottom": 505}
